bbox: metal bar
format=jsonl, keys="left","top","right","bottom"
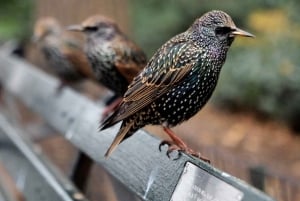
{"left": 70, "top": 152, "right": 93, "bottom": 192}
{"left": 0, "top": 113, "right": 89, "bottom": 201}
{"left": 0, "top": 53, "right": 274, "bottom": 201}
{"left": 249, "top": 166, "right": 266, "bottom": 191}
{"left": 0, "top": 181, "right": 17, "bottom": 201}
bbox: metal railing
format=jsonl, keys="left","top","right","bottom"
{"left": 0, "top": 52, "right": 275, "bottom": 201}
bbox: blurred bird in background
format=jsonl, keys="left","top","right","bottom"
{"left": 101, "top": 10, "right": 254, "bottom": 162}
{"left": 67, "top": 15, "right": 147, "bottom": 119}
{"left": 33, "top": 17, "right": 96, "bottom": 92}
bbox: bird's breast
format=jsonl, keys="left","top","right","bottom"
{"left": 86, "top": 45, "right": 128, "bottom": 95}
{"left": 201, "top": 47, "right": 227, "bottom": 74}
{"left": 42, "top": 46, "right": 77, "bottom": 76}
{"left": 87, "top": 46, "right": 114, "bottom": 73}
{"left": 147, "top": 68, "right": 219, "bottom": 127}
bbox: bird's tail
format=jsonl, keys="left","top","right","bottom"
{"left": 104, "top": 120, "right": 135, "bottom": 158}
{"left": 100, "top": 108, "right": 120, "bottom": 131}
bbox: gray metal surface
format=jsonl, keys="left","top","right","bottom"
{"left": 0, "top": 53, "right": 275, "bottom": 201}
{"left": 171, "top": 162, "right": 244, "bottom": 201}
{"left": 0, "top": 182, "right": 16, "bottom": 201}
{"left": 0, "top": 113, "right": 88, "bottom": 201}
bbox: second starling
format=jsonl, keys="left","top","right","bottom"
{"left": 67, "top": 16, "right": 147, "bottom": 118}
{"left": 101, "top": 10, "right": 254, "bottom": 161}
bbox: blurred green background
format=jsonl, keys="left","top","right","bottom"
{"left": 1, "top": 0, "right": 300, "bottom": 131}
{"left": 0, "top": 0, "right": 32, "bottom": 40}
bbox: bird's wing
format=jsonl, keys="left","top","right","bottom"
{"left": 113, "top": 37, "right": 147, "bottom": 83}
{"left": 102, "top": 37, "right": 202, "bottom": 127}
{"left": 61, "top": 38, "right": 96, "bottom": 80}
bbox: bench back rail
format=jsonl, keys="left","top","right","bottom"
{"left": 0, "top": 53, "right": 274, "bottom": 201}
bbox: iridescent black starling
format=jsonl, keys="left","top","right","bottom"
{"left": 33, "top": 17, "right": 95, "bottom": 85}
{"left": 67, "top": 16, "right": 147, "bottom": 117}
{"left": 101, "top": 10, "right": 254, "bottom": 161}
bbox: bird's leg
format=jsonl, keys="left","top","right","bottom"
{"left": 159, "top": 127, "right": 210, "bottom": 163}
{"left": 101, "top": 97, "right": 122, "bottom": 121}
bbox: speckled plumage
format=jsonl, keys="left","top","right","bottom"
{"left": 101, "top": 10, "right": 254, "bottom": 157}
{"left": 33, "top": 17, "right": 94, "bottom": 82}
{"left": 68, "top": 15, "right": 147, "bottom": 96}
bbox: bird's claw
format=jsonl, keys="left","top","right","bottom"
{"left": 159, "top": 140, "right": 183, "bottom": 160}
{"left": 159, "top": 140, "right": 170, "bottom": 152}
{"left": 159, "top": 140, "right": 210, "bottom": 163}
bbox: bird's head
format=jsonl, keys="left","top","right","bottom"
{"left": 67, "top": 15, "right": 120, "bottom": 41}
{"left": 33, "top": 17, "right": 61, "bottom": 43}
{"left": 190, "top": 10, "right": 254, "bottom": 48}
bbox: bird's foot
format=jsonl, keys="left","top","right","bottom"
{"left": 159, "top": 140, "right": 183, "bottom": 160}
{"left": 161, "top": 127, "right": 210, "bottom": 163}
{"left": 159, "top": 140, "right": 210, "bottom": 163}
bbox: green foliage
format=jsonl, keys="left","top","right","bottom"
{"left": 214, "top": 33, "right": 300, "bottom": 130}
{"left": 130, "top": 0, "right": 287, "bottom": 55}
{"left": 0, "top": 0, "right": 33, "bottom": 40}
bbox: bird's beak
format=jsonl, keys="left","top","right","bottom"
{"left": 231, "top": 27, "right": 255, "bottom": 38}
{"left": 66, "top": 24, "right": 84, "bottom": 32}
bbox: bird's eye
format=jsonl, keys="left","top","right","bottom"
{"left": 215, "top": 27, "right": 232, "bottom": 36}
{"left": 84, "top": 26, "right": 98, "bottom": 32}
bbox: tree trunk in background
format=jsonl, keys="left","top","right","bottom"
{"left": 34, "top": 0, "right": 129, "bottom": 33}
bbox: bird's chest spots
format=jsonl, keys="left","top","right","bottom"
{"left": 200, "top": 51, "right": 225, "bottom": 75}
{"left": 88, "top": 46, "right": 115, "bottom": 75}
{"left": 151, "top": 70, "right": 218, "bottom": 126}
{"left": 208, "top": 50, "right": 219, "bottom": 63}
{"left": 206, "top": 47, "right": 226, "bottom": 69}
{"left": 92, "top": 46, "right": 114, "bottom": 65}
{"left": 86, "top": 45, "right": 128, "bottom": 95}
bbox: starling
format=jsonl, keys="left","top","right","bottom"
{"left": 101, "top": 10, "right": 254, "bottom": 161}
{"left": 33, "top": 17, "right": 95, "bottom": 87}
{"left": 67, "top": 15, "right": 147, "bottom": 118}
